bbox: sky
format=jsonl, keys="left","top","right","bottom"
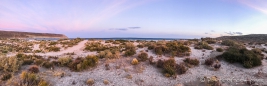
{"left": 0, "top": 0, "right": 267, "bottom": 38}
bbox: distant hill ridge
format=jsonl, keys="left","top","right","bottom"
{"left": 0, "top": 30, "right": 68, "bottom": 39}
{"left": 217, "top": 34, "right": 267, "bottom": 43}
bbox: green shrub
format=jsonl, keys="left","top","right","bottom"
{"left": 183, "top": 58, "right": 199, "bottom": 66}
{"left": 216, "top": 48, "right": 223, "bottom": 52}
{"left": 220, "top": 46, "right": 263, "bottom": 68}
{"left": 138, "top": 52, "right": 148, "bottom": 61}
{"left": 68, "top": 57, "right": 83, "bottom": 71}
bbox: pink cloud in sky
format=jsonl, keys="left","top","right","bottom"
{"left": 0, "top": 0, "right": 153, "bottom": 32}
{"left": 237, "top": 0, "right": 267, "bottom": 15}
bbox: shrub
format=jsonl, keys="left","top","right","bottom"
{"left": 42, "top": 61, "right": 53, "bottom": 69}
{"left": 137, "top": 44, "right": 144, "bottom": 48}
{"left": 97, "top": 51, "right": 106, "bottom": 59}
{"left": 0, "top": 56, "right": 21, "bottom": 72}
{"left": 156, "top": 59, "right": 164, "bottom": 68}
{"left": 176, "top": 63, "right": 188, "bottom": 74}
{"left": 77, "top": 55, "right": 99, "bottom": 71}
{"left": 87, "top": 78, "right": 95, "bottom": 86}
{"left": 58, "top": 57, "right": 72, "bottom": 66}
{"left": 220, "top": 46, "right": 263, "bottom": 68}
{"left": 34, "top": 59, "right": 44, "bottom": 66}
{"left": 68, "top": 57, "right": 83, "bottom": 71}
{"left": 149, "top": 56, "right": 155, "bottom": 64}
{"left": 38, "top": 79, "right": 49, "bottom": 86}
{"left": 221, "top": 40, "right": 236, "bottom": 46}
{"left": 28, "top": 65, "right": 39, "bottom": 73}
{"left": 1, "top": 73, "right": 12, "bottom": 81}
{"left": 163, "top": 58, "right": 176, "bottom": 76}
{"left": 20, "top": 71, "right": 39, "bottom": 85}
{"left": 194, "top": 42, "right": 213, "bottom": 50}
{"left": 205, "top": 58, "right": 214, "bottom": 66}
{"left": 124, "top": 49, "right": 136, "bottom": 57}
{"left": 154, "top": 46, "right": 163, "bottom": 55}
{"left": 131, "top": 58, "right": 139, "bottom": 65}
{"left": 183, "top": 58, "right": 199, "bottom": 66}
{"left": 23, "top": 59, "right": 34, "bottom": 65}
{"left": 138, "top": 52, "right": 148, "bottom": 61}
{"left": 213, "top": 61, "right": 221, "bottom": 70}
{"left": 47, "top": 46, "right": 60, "bottom": 52}
{"left": 148, "top": 44, "right": 156, "bottom": 50}
{"left": 103, "top": 80, "right": 109, "bottom": 85}
{"left": 216, "top": 48, "right": 223, "bottom": 52}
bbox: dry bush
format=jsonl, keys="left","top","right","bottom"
{"left": 138, "top": 52, "right": 148, "bottom": 61}
{"left": 34, "top": 59, "right": 44, "bottom": 66}
{"left": 58, "top": 56, "right": 72, "bottom": 66}
{"left": 176, "top": 63, "right": 188, "bottom": 75}
{"left": 38, "top": 79, "right": 49, "bottom": 86}
{"left": 125, "top": 74, "right": 133, "bottom": 79}
{"left": 163, "top": 58, "right": 176, "bottom": 76}
{"left": 205, "top": 58, "right": 215, "bottom": 66}
{"left": 103, "top": 80, "right": 109, "bottom": 85}
{"left": 87, "top": 78, "right": 95, "bottom": 86}
{"left": 124, "top": 49, "right": 136, "bottom": 57}
{"left": 156, "top": 59, "right": 164, "bottom": 68}
{"left": 131, "top": 58, "right": 139, "bottom": 65}
{"left": 148, "top": 56, "right": 155, "bottom": 64}
{"left": 1, "top": 73, "right": 12, "bottom": 81}
{"left": 183, "top": 58, "right": 199, "bottom": 66}
{"left": 216, "top": 48, "right": 223, "bottom": 52}
{"left": 28, "top": 65, "right": 39, "bottom": 73}
{"left": 22, "top": 59, "right": 34, "bottom": 65}
{"left": 42, "top": 61, "right": 53, "bottom": 69}
{"left": 0, "top": 56, "right": 21, "bottom": 72}
{"left": 20, "top": 71, "right": 38, "bottom": 85}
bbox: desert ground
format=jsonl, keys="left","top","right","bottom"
{"left": 0, "top": 38, "right": 267, "bottom": 86}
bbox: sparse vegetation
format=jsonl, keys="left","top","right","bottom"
{"left": 218, "top": 46, "right": 263, "bottom": 68}
{"left": 0, "top": 56, "right": 21, "bottom": 72}
{"left": 28, "top": 65, "right": 39, "bottom": 73}
{"left": 1, "top": 73, "right": 12, "bottom": 81}
{"left": 216, "top": 48, "right": 223, "bottom": 52}
{"left": 183, "top": 58, "right": 200, "bottom": 66}
{"left": 137, "top": 52, "right": 148, "bottom": 61}
{"left": 205, "top": 58, "right": 215, "bottom": 66}
{"left": 194, "top": 42, "right": 213, "bottom": 50}
{"left": 131, "top": 58, "right": 139, "bottom": 65}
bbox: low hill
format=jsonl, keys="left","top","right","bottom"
{"left": 217, "top": 34, "right": 267, "bottom": 43}
{"left": 0, "top": 30, "right": 68, "bottom": 39}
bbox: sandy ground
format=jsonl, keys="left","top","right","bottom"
{"left": 3, "top": 40, "right": 267, "bottom": 86}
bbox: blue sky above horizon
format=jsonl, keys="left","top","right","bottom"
{"left": 0, "top": 0, "right": 267, "bottom": 38}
